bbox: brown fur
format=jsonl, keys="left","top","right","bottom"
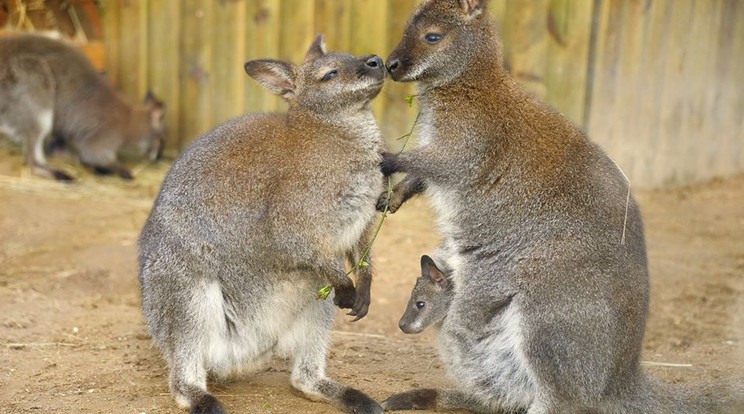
{"left": 380, "top": 0, "right": 743, "bottom": 413}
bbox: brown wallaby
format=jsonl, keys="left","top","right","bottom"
{"left": 138, "top": 35, "right": 386, "bottom": 414}
{"left": 0, "top": 33, "right": 165, "bottom": 181}
{"left": 379, "top": 0, "right": 743, "bottom": 413}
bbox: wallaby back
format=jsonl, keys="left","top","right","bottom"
{"left": 380, "top": 0, "right": 741, "bottom": 413}
{"left": 0, "top": 34, "right": 165, "bottom": 180}
{"left": 138, "top": 35, "right": 385, "bottom": 414}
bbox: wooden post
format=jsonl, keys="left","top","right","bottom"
{"left": 211, "top": 0, "right": 247, "bottom": 127}
{"left": 148, "top": 0, "right": 181, "bottom": 152}
{"left": 544, "top": 0, "right": 593, "bottom": 128}
{"left": 244, "top": 0, "right": 282, "bottom": 113}
{"left": 179, "top": 1, "right": 214, "bottom": 147}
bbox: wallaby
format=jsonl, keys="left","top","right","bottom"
{"left": 138, "top": 35, "right": 386, "bottom": 414}
{"left": 0, "top": 33, "right": 165, "bottom": 181}
{"left": 379, "top": 0, "right": 743, "bottom": 413}
{"left": 397, "top": 255, "right": 452, "bottom": 335}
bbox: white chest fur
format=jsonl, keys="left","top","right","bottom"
{"left": 438, "top": 303, "right": 538, "bottom": 409}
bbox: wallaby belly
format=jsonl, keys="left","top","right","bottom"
{"left": 438, "top": 303, "right": 537, "bottom": 410}
{"left": 176, "top": 277, "right": 332, "bottom": 378}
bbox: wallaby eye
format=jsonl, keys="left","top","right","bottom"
{"left": 424, "top": 33, "right": 443, "bottom": 44}
{"left": 415, "top": 301, "right": 426, "bottom": 309}
{"left": 321, "top": 70, "right": 338, "bottom": 82}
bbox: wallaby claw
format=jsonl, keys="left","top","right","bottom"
{"left": 376, "top": 190, "right": 401, "bottom": 214}
{"left": 347, "top": 301, "right": 369, "bottom": 322}
{"left": 376, "top": 191, "right": 396, "bottom": 213}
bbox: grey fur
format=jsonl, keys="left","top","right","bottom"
{"left": 381, "top": 0, "right": 743, "bottom": 413}
{"left": 138, "top": 35, "right": 385, "bottom": 414}
{"left": 0, "top": 34, "right": 165, "bottom": 181}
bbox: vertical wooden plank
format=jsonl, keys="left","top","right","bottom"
{"left": 148, "top": 0, "right": 181, "bottom": 152}
{"left": 651, "top": 0, "right": 695, "bottom": 186}
{"left": 728, "top": 1, "right": 744, "bottom": 172}
{"left": 586, "top": 0, "right": 624, "bottom": 164}
{"left": 501, "top": 0, "right": 550, "bottom": 99}
{"left": 313, "top": 0, "right": 351, "bottom": 52}
{"left": 117, "top": 0, "right": 148, "bottom": 101}
{"left": 681, "top": 0, "right": 722, "bottom": 183}
{"left": 211, "top": 0, "right": 247, "bottom": 126}
{"left": 350, "top": 0, "right": 389, "bottom": 123}
{"left": 381, "top": 0, "right": 418, "bottom": 151}
{"left": 628, "top": 0, "right": 673, "bottom": 186}
{"left": 607, "top": 0, "right": 646, "bottom": 185}
{"left": 244, "top": 0, "right": 282, "bottom": 113}
{"left": 544, "top": 0, "right": 594, "bottom": 127}
{"left": 100, "top": 0, "right": 121, "bottom": 87}
{"left": 279, "top": 0, "right": 314, "bottom": 63}
{"left": 179, "top": 2, "right": 214, "bottom": 147}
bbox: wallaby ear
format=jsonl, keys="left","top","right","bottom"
{"left": 458, "top": 0, "right": 489, "bottom": 17}
{"left": 421, "top": 255, "right": 449, "bottom": 290}
{"left": 244, "top": 59, "right": 297, "bottom": 99}
{"left": 144, "top": 90, "right": 157, "bottom": 104}
{"left": 304, "top": 33, "right": 328, "bottom": 63}
{"left": 143, "top": 91, "right": 166, "bottom": 119}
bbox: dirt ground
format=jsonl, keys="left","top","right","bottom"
{"left": 1, "top": 145, "right": 743, "bottom": 414}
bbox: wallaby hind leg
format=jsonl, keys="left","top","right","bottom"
{"left": 8, "top": 55, "right": 73, "bottom": 181}
{"left": 21, "top": 111, "right": 74, "bottom": 182}
{"left": 283, "top": 298, "right": 383, "bottom": 414}
{"left": 168, "top": 347, "right": 226, "bottom": 414}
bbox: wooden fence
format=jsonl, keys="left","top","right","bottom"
{"left": 20, "top": 0, "right": 744, "bottom": 188}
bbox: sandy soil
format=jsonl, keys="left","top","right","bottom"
{"left": 1, "top": 146, "right": 743, "bottom": 413}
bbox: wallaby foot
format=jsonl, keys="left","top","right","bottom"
{"left": 51, "top": 169, "right": 75, "bottom": 182}
{"left": 29, "top": 164, "right": 74, "bottom": 182}
{"left": 92, "top": 164, "right": 133, "bottom": 180}
{"left": 288, "top": 302, "right": 383, "bottom": 414}
{"left": 291, "top": 379, "right": 383, "bottom": 414}
{"left": 382, "top": 389, "right": 438, "bottom": 411}
{"left": 383, "top": 388, "right": 497, "bottom": 413}
{"left": 190, "top": 394, "right": 226, "bottom": 414}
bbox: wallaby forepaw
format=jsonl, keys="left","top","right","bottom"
{"left": 381, "top": 389, "right": 438, "bottom": 411}
{"left": 376, "top": 191, "right": 400, "bottom": 214}
{"left": 333, "top": 284, "right": 356, "bottom": 309}
{"left": 347, "top": 285, "right": 371, "bottom": 321}
{"left": 339, "top": 388, "right": 384, "bottom": 414}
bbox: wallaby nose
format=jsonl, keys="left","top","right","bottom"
{"left": 366, "top": 55, "right": 383, "bottom": 69}
{"left": 386, "top": 58, "right": 400, "bottom": 74}
{"left": 399, "top": 319, "right": 408, "bottom": 332}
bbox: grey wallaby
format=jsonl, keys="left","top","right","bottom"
{"left": 379, "top": 0, "right": 743, "bottom": 413}
{"left": 0, "top": 33, "right": 165, "bottom": 181}
{"left": 397, "top": 255, "right": 452, "bottom": 335}
{"left": 138, "top": 35, "right": 386, "bottom": 414}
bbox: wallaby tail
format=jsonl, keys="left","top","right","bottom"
{"left": 609, "top": 375, "right": 744, "bottom": 414}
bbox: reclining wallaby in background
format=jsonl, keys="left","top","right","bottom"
{"left": 0, "top": 33, "right": 165, "bottom": 181}
{"left": 138, "top": 35, "right": 386, "bottom": 414}
{"left": 379, "top": 0, "right": 743, "bottom": 413}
